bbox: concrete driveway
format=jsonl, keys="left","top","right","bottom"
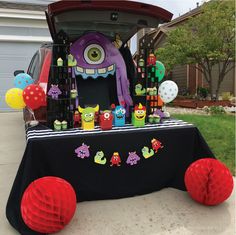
{"left": 0, "top": 112, "right": 235, "bottom": 235}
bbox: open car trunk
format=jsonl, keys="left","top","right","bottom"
{"left": 46, "top": 0, "right": 173, "bottom": 43}
{"left": 45, "top": 0, "right": 173, "bottom": 128}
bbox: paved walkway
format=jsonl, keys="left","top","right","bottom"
{"left": 0, "top": 112, "right": 235, "bottom": 235}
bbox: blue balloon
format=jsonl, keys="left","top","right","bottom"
{"left": 14, "top": 73, "right": 34, "bottom": 90}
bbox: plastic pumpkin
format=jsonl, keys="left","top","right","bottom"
{"left": 23, "top": 84, "right": 46, "bottom": 110}
{"left": 5, "top": 88, "right": 26, "bottom": 109}
{"left": 185, "top": 158, "right": 234, "bottom": 206}
{"left": 21, "top": 176, "right": 77, "bottom": 234}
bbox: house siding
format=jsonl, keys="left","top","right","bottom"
{"left": 210, "top": 62, "right": 235, "bottom": 96}
{"left": 172, "top": 65, "right": 187, "bottom": 92}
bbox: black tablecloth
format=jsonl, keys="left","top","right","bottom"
{"left": 6, "top": 120, "right": 214, "bottom": 235}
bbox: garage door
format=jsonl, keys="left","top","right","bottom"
{"left": 0, "top": 41, "right": 42, "bottom": 111}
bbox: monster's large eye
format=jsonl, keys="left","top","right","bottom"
{"left": 84, "top": 44, "right": 105, "bottom": 65}
{"left": 104, "top": 113, "right": 110, "bottom": 119}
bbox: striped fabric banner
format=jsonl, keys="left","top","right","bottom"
{"left": 26, "top": 119, "right": 194, "bottom": 141}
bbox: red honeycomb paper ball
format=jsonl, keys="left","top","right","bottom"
{"left": 21, "top": 177, "right": 77, "bottom": 234}
{"left": 185, "top": 158, "right": 233, "bottom": 206}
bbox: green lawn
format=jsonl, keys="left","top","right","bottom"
{"left": 173, "top": 114, "right": 235, "bottom": 175}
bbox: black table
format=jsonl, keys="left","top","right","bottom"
{"left": 6, "top": 120, "right": 214, "bottom": 235}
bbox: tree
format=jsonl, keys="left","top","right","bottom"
{"left": 156, "top": 0, "right": 235, "bottom": 99}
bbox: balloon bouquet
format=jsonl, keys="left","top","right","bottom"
{"left": 5, "top": 73, "right": 46, "bottom": 126}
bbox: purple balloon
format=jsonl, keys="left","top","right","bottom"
{"left": 70, "top": 32, "right": 133, "bottom": 107}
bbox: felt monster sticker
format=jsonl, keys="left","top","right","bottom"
{"left": 142, "top": 146, "right": 154, "bottom": 159}
{"left": 151, "top": 139, "right": 164, "bottom": 153}
{"left": 126, "top": 152, "right": 140, "bottom": 166}
{"left": 75, "top": 143, "right": 90, "bottom": 159}
{"left": 94, "top": 151, "right": 107, "bottom": 165}
{"left": 70, "top": 32, "right": 133, "bottom": 108}
{"left": 110, "top": 152, "right": 121, "bottom": 167}
{"left": 47, "top": 85, "right": 62, "bottom": 99}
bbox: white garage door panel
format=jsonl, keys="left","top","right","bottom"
{"left": 0, "top": 57, "right": 31, "bottom": 73}
{"left": 0, "top": 42, "right": 42, "bottom": 111}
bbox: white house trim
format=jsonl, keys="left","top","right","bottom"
{"left": 0, "top": 35, "right": 52, "bottom": 42}
{"left": 0, "top": 7, "right": 45, "bottom": 19}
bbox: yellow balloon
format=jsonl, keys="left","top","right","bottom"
{"left": 5, "top": 88, "right": 26, "bottom": 109}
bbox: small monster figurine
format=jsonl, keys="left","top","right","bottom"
{"left": 126, "top": 152, "right": 140, "bottom": 166}
{"left": 151, "top": 138, "right": 164, "bottom": 153}
{"left": 132, "top": 103, "right": 146, "bottom": 127}
{"left": 75, "top": 143, "right": 90, "bottom": 159}
{"left": 135, "top": 84, "right": 146, "bottom": 96}
{"left": 73, "top": 111, "right": 81, "bottom": 128}
{"left": 99, "top": 110, "right": 113, "bottom": 130}
{"left": 94, "top": 151, "right": 107, "bottom": 165}
{"left": 138, "top": 58, "right": 145, "bottom": 67}
{"left": 79, "top": 105, "right": 99, "bottom": 130}
{"left": 48, "top": 85, "right": 62, "bottom": 99}
{"left": 110, "top": 152, "right": 121, "bottom": 166}
{"left": 57, "top": 57, "right": 63, "bottom": 67}
{"left": 147, "top": 53, "right": 156, "bottom": 66}
{"left": 111, "top": 104, "right": 126, "bottom": 127}
{"left": 142, "top": 146, "right": 154, "bottom": 159}
{"left": 68, "top": 54, "right": 77, "bottom": 67}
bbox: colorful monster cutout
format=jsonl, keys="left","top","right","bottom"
{"left": 132, "top": 103, "right": 146, "bottom": 127}
{"left": 151, "top": 139, "right": 164, "bottom": 153}
{"left": 99, "top": 110, "right": 113, "bottom": 130}
{"left": 48, "top": 85, "right": 62, "bottom": 99}
{"left": 126, "top": 152, "right": 140, "bottom": 166}
{"left": 94, "top": 151, "right": 107, "bottom": 165}
{"left": 79, "top": 105, "right": 99, "bottom": 130}
{"left": 135, "top": 84, "right": 146, "bottom": 96}
{"left": 142, "top": 146, "right": 154, "bottom": 159}
{"left": 75, "top": 143, "right": 90, "bottom": 159}
{"left": 70, "top": 32, "right": 133, "bottom": 108}
{"left": 112, "top": 104, "right": 126, "bottom": 127}
{"left": 110, "top": 152, "right": 121, "bottom": 166}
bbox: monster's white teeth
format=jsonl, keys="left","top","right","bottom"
{"left": 77, "top": 66, "right": 84, "bottom": 73}
{"left": 108, "top": 65, "right": 114, "bottom": 71}
{"left": 86, "top": 69, "right": 95, "bottom": 75}
{"left": 75, "top": 64, "right": 115, "bottom": 78}
{"left": 98, "top": 68, "right": 106, "bottom": 74}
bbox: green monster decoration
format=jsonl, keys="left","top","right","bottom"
{"left": 78, "top": 105, "right": 99, "bottom": 130}
{"left": 94, "top": 151, "right": 107, "bottom": 165}
{"left": 68, "top": 54, "right": 77, "bottom": 67}
{"left": 142, "top": 146, "right": 154, "bottom": 159}
{"left": 132, "top": 103, "right": 146, "bottom": 127}
{"left": 135, "top": 84, "right": 146, "bottom": 96}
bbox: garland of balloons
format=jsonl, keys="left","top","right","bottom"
{"left": 5, "top": 73, "right": 46, "bottom": 111}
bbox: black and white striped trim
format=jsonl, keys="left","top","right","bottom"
{"left": 26, "top": 120, "right": 193, "bottom": 141}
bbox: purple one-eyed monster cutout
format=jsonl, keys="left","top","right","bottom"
{"left": 48, "top": 84, "right": 62, "bottom": 99}
{"left": 126, "top": 152, "right": 141, "bottom": 166}
{"left": 75, "top": 143, "right": 90, "bottom": 159}
{"left": 70, "top": 32, "right": 133, "bottom": 108}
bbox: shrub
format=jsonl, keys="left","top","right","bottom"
{"left": 204, "top": 106, "right": 226, "bottom": 115}
{"left": 197, "top": 87, "right": 209, "bottom": 99}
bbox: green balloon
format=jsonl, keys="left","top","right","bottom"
{"left": 155, "top": 61, "right": 166, "bottom": 82}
